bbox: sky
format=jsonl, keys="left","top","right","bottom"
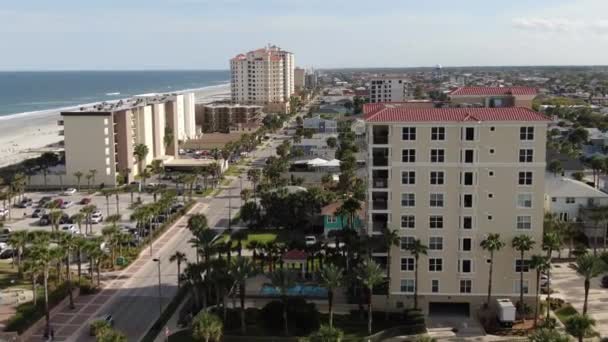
{"left": 1, "top": 0, "right": 608, "bottom": 70}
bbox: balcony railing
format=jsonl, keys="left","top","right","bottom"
{"left": 372, "top": 178, "right": 388, "bottom": 188}
{"left": 373, "top": 157, "right": 389, "bottom": 167}
{"left": 372, "top": 199, "right": 388, "bottom": 210}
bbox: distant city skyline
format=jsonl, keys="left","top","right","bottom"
{"left": 1, "top": 0, "right": 608, "bottom": 70}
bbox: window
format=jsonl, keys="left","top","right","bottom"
{"left": 461, "top": 172, "right": 474, "bottom": 186}
{"left": 431, "top": 127, "right": 445, "bottom": 141}
{"left": 400, "top": 279, "right": 415, "bottom": 293}
{"left": 517, "top": 215, "right": 532, "bottom": 230}
{"left": 429, "top": 236, "right": 443, "bottom": 250}
{"left": 463, "top": 149, "right": 475, "bottom": 163}
{"left": 514, "top": 280, "right": 529, "bottom": 294}
{"left": 429, "top": 193, "right": 444, "bottom": 208}
{"left": 400, "top": 237, "right": 415, "bottom": 250}
{"left": 488, "top": 215, "right": 493, "bottom": 221}
{"left": 327, "top": 216, "right": 337, "bottom": 223}
{"left": 517, "top": 194, "right": 533, "bottom": 208}
{"left": 460, "top": 238, "right": 472, "bottom": 251}
{"left": 519, "top": 149, "right": 534, "bottom": 163}
{"left": 429, "top": 216, "right": 443, "bottom": 229}
{"left": 402, "top": 127, "right": 416, "bottom": 140}
{"left": 402, "top": 149, "right": 416, "bottom": 163}
{"left": 489, "top": 148, "right": 495, "bottom": 154}
{"left": 460, "top": 279, "right": 472, "bottom": 293}
{"left": 401, "top": 193, "right": 415, "bottom": 207}
{"left": 430, "top": 171, "right": 444, "bottom": 185}
{"left": 401, "top": 257, "right": 415, "bottom": 271}
{"left": 459, "top": 259, "right": 473, "bottom": 273}
{"left": 462, "top": 194, "right": 473, "bottom": 208}
{"left": 489, "top": 170, "right": 495, "bottom": 177}
{"left": 401, "top": 171, "right": 415, "bottom": 185}
{"left": 518, "top": 172, "right": 533, "bottom": 185}
{"left": 490, "top": 126, "right": 495, "bottom": 131}
{"left": 488, "top": 193, "right": 494, "bottom": 199}
{"left": 462, "top": 216, "right": 473, "bottom": 230}
{"left": 401, "top": 215, "right": 415, "bottom": 229}
{"left": 431, "top": 279, "right": 440, "bottom": 293}
{"left": 464, "top": 127, "right": 475, "bottom": 141}
{"left": 552, "top": 197, "right": 557, "bottom": 202}
{"left": 429, "top": 258, "right": 443, "bottom": 272}
{"left": 430, "top": 149, "right": 445, "bottom": 163}
{"left": 520, "top": 127, "right": 534, "bottom": 140}
{"left": 566, "top": 197, "right": 575, "bottom": 204}
{"left": 515, "top": 259, "right": 531, "bottom": 273}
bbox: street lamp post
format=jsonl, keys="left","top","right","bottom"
{"left": 152, "top": 258, "right": 162, "bottom": 320}
{"left": 227, "top": 185, "right": 232, "bottom": 231}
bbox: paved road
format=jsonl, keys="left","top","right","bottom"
{"left": 23, "top": 135, "right": 284, "bottom": 342}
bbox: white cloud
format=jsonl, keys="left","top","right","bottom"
{"left": 512, "top": 17, "right": 608, "bottom": 34}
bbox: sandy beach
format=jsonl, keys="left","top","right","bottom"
{"left": 0, "top": 83, "right": 230, "bottom": 168}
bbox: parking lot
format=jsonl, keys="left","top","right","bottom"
{"left": 2, "top": 189, "right": 156, "bottom": 236}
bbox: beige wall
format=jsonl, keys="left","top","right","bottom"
{"left": 183, "top": 93, "right": 197, "bottom": 139}
{"left": 63, "top": 113, "right": 117, "bottom": 186}
{"left": 114, "top": 110, "right": 134, "bottom": 178}
{"left": 152, "top": 103, "right": 166, "bottom": 158}
{"left": 165, "top": 102, "right": 179, "bottom": 157}
{"left": 368, "top": 121, "right": 547, "bottom": 312}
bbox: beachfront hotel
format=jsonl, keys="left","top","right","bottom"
{"left": 365, "top": 103, "right": 549, "bottom": 315}
{"left": 230, "top": 45, "right": 295, "bottom": 113}
{"left": 40, "top": 93, "right": 197, "bottom": 187}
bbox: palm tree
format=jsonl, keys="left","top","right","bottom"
{"left": 169, "top": 251, "right": 187, "bottom": 287}
{"left": 23, "top": 258, "right": 43, "bottom": 305}
{"left": 512, "top": 234, "right": 535, "bottom": 315}
{"left": 85, "top": 173, "right": 93, "bottom": 190}
{"left": 229, "top": 257, "right": 257, "bottom": 334}
{"left": 137, "top": 169, "right": 152, "bottom": 189}
{"left": 192, "top": 311, "right": 223, "bottom": 342}
{"left": 356, "top": 259, "right": 384, "bottom": 335}
{"left": 480, "top": 233, "right": 505, "bottom": 307}
{"left": 247, "top": 168, "right": 261, "bottom": 200}
{"left": 529, "top": 255, "right": 550, "bottom": 327}
{"left": 70, "top": 213, "right": 85, "bottom": 235}
{"left": 30, "top": 239, "right": 60, "bottom": 336}
{"left": 133, "top": 143, "right": 150, "bottom": 175}
{"left": 542, "top": 230, "right": 561, "bottom": 318}
{"left": 58, "top": 232, "right": 77, "bottom": 309}
{"left": 565, "top": 314, "right": 596, "bottom": 342}
{"left": 336, "top": 197, "right": 361, "bottom": 230}
{"left": 149, "top": 159, "right": 164, "bottom": 184}
{"left": 380, "top": 227, "right": 399, "bottom": 319}
{"left": 73, "top": 171, "right": 84, "bottom": 191}
{"left": 49, "top": 209, "right": 64, "bottom": 233}
{"left": 183, "top": 262, "right": 206, "bottom": 309}
{"left": 407, "top": 239, "right": 428, "bottom": 310}
{"left": 269, "top": 268, "right": 296, "bottom": 336}
{"left": 89, "top": 169, "right": 98, "bottom": 189}
{"left": 572, "top": 253, "right": 606, "bottom": 314}
{"left": 319, "top": 263, "right": 343, "bottom": 329}
{"left": 73, "top": 235, "right": 87, "bottom": 284}
{"left": 8, "top": 230, "right": 28, "bottom": 278}
{"left": 81, "top": 205, "right": 97, "bottom": 235}
{"left": 101, "top": 189, "right": 114, "bottom": 217}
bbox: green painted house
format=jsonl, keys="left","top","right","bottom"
{"left": 321, "top": 200, "right": 365, "bottom": 236}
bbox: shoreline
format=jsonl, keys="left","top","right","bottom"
{"left": 0, "top": 83, "right": 231, "bottom": 169}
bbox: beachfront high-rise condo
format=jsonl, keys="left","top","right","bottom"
{"left": 230, "top": 45, "right": 295, "bottom": 113}
{"left": 369, "top": 76, "right": 414, "bottom": 103}
{"left": 365, "top": 103, "right": 549, "bottom": 316}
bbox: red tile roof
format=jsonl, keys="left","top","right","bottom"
{"left": 364, "top": 106, "right": 550, "bottom": 123}
{"left": 282, "top": 249, "right": 308, "bottom": 261}
{"left": 449, "top": 86, "right": 538, "bottom": 96}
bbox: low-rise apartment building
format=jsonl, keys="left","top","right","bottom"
{"left": 449, "top": 87, "right": 538, "bottom": 109}
{"left": 369, "top": 76, "right": 414, "bottom": 103}
{"left": 195, "top": 103, "right": 263, "bottom": 133}
{"left": 365, "top": 103, "right": 549, "bottom": 315}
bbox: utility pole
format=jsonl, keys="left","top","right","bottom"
{"left": 153, "top": 258, "right": 162, "bottom": 320}
{"left": 228, "top": 186, "right": 232, "bottom": 231}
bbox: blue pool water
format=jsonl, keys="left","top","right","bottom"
{"left": 260, "top": 284, "right": 328, "bottom": 298}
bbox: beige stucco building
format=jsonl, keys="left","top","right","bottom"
{"left": 230, "top": 45, "right": 295, "bottom": 113}
{"left": 369, "top": 76, "right": 414, "bottom": 103}
{"left": 365, "top": 103, "right": 550, "bottom": 316}
{"left": 294, "top": 67, "right": 306, "bottom": 90}
{"left": 449, "top": 87, "right": 538, "bottom": 109}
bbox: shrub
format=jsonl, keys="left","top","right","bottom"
{"left": 547, "top": 297, "right": 565, "bottom": 311}
{"left": 306, "top": 325, "right": 344, "bottom": 342}
{"left": 79, "top": 279, "right": 99, "bottom": 295}
{"left": 260, "top": 298, "right": 320, "bottom": 336}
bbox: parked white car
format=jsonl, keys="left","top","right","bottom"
{"left": 0, "top": 208, "right": 9, "bottom": 217}
{"left": 89, "top": 213, "right": 103, "bottom": 224}
{"left": 61, "top": 225, "right": 79, "bottom": 234}
{"left": 61, "top": 201, "right": 74, "bottom": 209}
{"left": 305, "top": 235, "right": 317, "bottom": 246}
{"left": 62, "top": 188, "right": 77, "bottom": 196}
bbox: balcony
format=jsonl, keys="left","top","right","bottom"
{"left": 372, "top": 192, "right": 388, "bottom": 210}
{"left": 57, "top": 120, "right": 64, "bottom": 126}
{"left": 372, "top": 213, "right": 388, "bottom": 233}
{"left": 372, "top": 170, "right": 389, "bottom": 188}
{"left": 58, "top": 130, "right": 64, "bottom": 136}
{"left": 372, "top": 125, "right": 389, "bottom": 144}
{"left": 372, "top": 148, "right": 389, "bottom": 167}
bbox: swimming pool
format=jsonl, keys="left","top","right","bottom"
{"left": 260, "top": 284, "right": 328, "bottom": 298}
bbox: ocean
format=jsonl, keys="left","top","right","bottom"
{"left": 0, "top": 70, "right": 230, "bottom": 116}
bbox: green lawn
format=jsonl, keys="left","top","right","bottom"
{"left": 555, "top": 304, "right": 578, "bottom": 324}
{"left": 0, "top": 260, "right": 28, "bottom": 290}
{"left": 219, "top": 229, "right": 307, "bottom": 248}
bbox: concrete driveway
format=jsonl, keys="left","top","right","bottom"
{"left": 550, "top": 261, "right": 608, "bottom": 338}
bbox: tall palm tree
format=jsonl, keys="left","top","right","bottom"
{"left": 183, "top": 262, "right": 206, "bottom": 309}
{"left": 319, "top": 263, "right": 344, "bottom": 329}
{"left": 247, "top": 168, "right": 261, "bottom": 200}
{"left": 8, "top": 230, "right": 28, "bottom": 278}
{"left": 88, "top": 169, "right": 98, "bottom": 189}
{"left": 49, "top": 209, "right": 64, "bottom": 233}
{"left": 169, "top": 251, "right": 187, "bottom": 287}
{"left": 269, "top": 268, "right": 296, "bottom": 336}
{"left": 565, "top": 314, "right": 596, "bottom": 342}
{"left": 380, "top": 227, "right": 399, "bottom": 319}
{"left": 58, "top": 232, "right": 77, "bottom": 309}
{"left": 101, "top": 189, "right": 114, "bottom": 217}
{"left": 30, "top": 239, "right": 60, "bottom": 335}
{"left": 407, "top": 239, "right": 428, "bottom": 310}
{"left": 81, "top": 205, "right": 97, "bottom": 235}
{"left": 512, "top": 234, "right": 535, "bottom": 315}
{"left": 23, "top": 258, "right": 43, "bottom": 305}
{"left": 149, "top": 159, "right": 164, "bottom": 184}
{"left": 542, "top": 231, "right": 561, "bottom": 318}
{"left": 529, "top": 255, "right": 550, "bottom": 327}
{"left": 572, "top": 253, "right": 606, "bottom": 314}
{"left": 73, "top": 235, "right": 87, "bottom": 285}
{"left": 70, "top": 213, "right": 85, "bottom": 235}
{"left": 480, "top": 233, "right": 505, "bottom": 307}
{"left": 73, "top": 171, "right": 84, "bottom": 191}
{"left": 229, "top": 257, "right": 257, "bottom": 334}
{"left": 133, "top": 143, "right": 150, "bottom": 175}
{"left": 336, "top": 197, "right": 361, "bottom": 230}
{"left": 356, "top": 259, "right": 384, "bottom": 335}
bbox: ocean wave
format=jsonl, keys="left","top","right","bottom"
{"left": 106, "top": 92, "right": 121, "bottom": 96}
